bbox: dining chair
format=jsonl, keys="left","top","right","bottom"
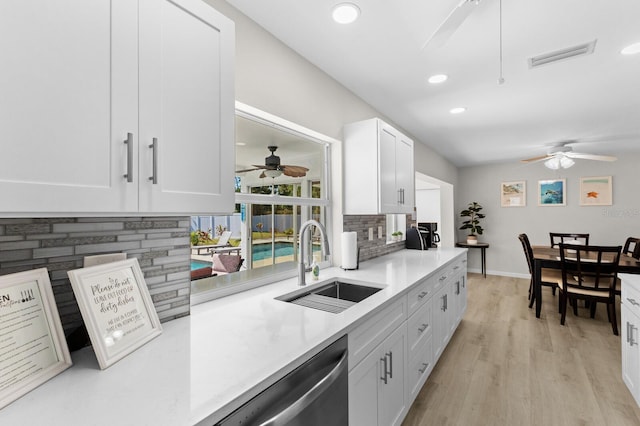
{"left": 556, "top": 243, "right": 622, "bottom": 335}
{"left": 518, "top": 234, "right": 562, "bottom": 308}
{"left": 623, "top": 237, "right": 640, "bottom": 259}
{"left": 549, "top": 232, "right": 589, "bottom": 248}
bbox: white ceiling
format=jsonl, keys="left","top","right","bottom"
{"left": 225, "top": 0, "right": 640, "bottom": 167}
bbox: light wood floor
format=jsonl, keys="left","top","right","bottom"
{"left": 403, "top": 273, "right": 640, "bottom": 426}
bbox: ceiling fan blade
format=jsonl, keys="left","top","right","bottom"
{"left": 520, "top": 154, "right": 551, "bottom": 164}
{"left": 235, "top": 166, "right": 267, "bottom": 173}
{"left": 421, "top": 0, "right": 479, "bottom": 50}
{"left": 565, "top": 152, "right": 617, "bottom": 162}
{"left": 281, "top": 165, "right": 309, "bottom": 177}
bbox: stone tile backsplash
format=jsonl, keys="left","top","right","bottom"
{"left": 0, "top": 217, "right": 191, "bottom": 349}
{"left": 343, "top": 214, "right": 410, "bottom": 262}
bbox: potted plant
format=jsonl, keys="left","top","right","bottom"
{"left": 391, "top": 231, "right": 403, "bottom": 241}
{"left": 459, "top": 201, "right": 485, "bottom": 245}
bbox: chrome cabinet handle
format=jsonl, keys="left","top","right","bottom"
{"left": 380, "top": 356, "right": 388, "bottom": 384}
{"left": 441, "top": 295, "right": 446, "bottom": 311}
{"left": 456, "top": 281, "right": 461, "bottom": 295}
{"left": 418, "top": 323, "right": 428, "bottom": 333}
{"left": 123, "top": 132, "right": 133, "bottom": 182}
{"left": 444, "top": 294, "right": 448, "bottom": 311}
{"left": 462, "top": 277, "right": 466, "bottom": 288}
{"left": 453, "top": 265, "right": 460, "bottom": 270}
{"left": 632, "top": 325, "right": 637, "bottom": 347}
{"left": 627, "top": 322, "right": 631, "bottom": 344}
{"left": 387, "top": 351, "right": 393, "bottom": 379}
{"left": 257, "top": 350, "right": 348, "bottom": 426}
{"left": 439, "top": 276, "right": 447, "bottom": 282}
{"left": 627, "top": 298, "right": 640, "bottom": 307}
{"left": 418, "top": 290, "right": 429, "bottom": 299}
{"left": 149, "top": 137, "right": 158, "bottom": 184}
{"left": 418, "top": 362, "right": 429, "bottom": 374}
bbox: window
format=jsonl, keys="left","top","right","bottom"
{"left": 191, "top": 103, "right": 335, "bottom": 303}
{"left": 386, "top": 214, "right": 407, "bottom": 243}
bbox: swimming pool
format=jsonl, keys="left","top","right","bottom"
{"left": 253, "top": 242, "right": 319, "bottom": 261}
{"left": 191, "top": 260, "right": 212, "bottom": 271}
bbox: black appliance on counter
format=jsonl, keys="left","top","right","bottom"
{"left": 419, "top": 222, "right": 440, "bottom": 248}
{"left": 406, "top": 227, "right": 426, "bottom": 250}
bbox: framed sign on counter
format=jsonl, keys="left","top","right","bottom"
{"left": 0, "top": 268, "right": 72, "bottom": 409}
{"left": 67, "top": 258, "right": 162, "bottom": 370}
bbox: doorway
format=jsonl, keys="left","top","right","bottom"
{"left": 415, "top": 172, "right": 454, "bottom": 248}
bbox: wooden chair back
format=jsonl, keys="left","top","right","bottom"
{"left": 550, "top": 232, "right": 589, "bottom": 248}
{"left": 558, "top": 243, "right": 621, "bottom": 297}
{"left": 623, "top": 237, "right": 640, "bottom": 259}
{"left": 518, "top": 233, "right": 534, "bottom": 274}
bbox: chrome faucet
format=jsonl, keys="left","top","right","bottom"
{"left": 298, "top": 220, "right": 330, "bottom": 286}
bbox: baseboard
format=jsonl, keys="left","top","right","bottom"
{"left": 467, "top": 268, "right": 529, "bottom": 279}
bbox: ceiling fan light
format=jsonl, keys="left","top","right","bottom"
{"left": 332, "top": 3, "right": 360, "bottom": 24}
{"left": 544, "top": 157, "right": 560, "bottom": 170}
{"left": 450, "top": 107, "right": 466, "bottom": 114}
{"left": 559, "top": 156, "right": 575, "bottom": 168}
{"left": 263, "top": 169, "right": 283, "bottom": 178}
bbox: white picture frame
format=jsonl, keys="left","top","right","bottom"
{"left": 579, "top": 176, "right": 612, "bottom": 206}
{"left": 0, "top": 268, "right": 72, "bottom": 409}
{"left": 67, "top": 258, "right": 162, "bottom": 370}
{"left": 501, "top": 180, "right": 526, "bottom": 207}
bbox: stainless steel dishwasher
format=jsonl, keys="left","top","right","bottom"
{"left": 216, "top": 335, "right": 348, "bottom": 426}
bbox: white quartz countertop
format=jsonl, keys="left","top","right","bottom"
{"left": 0, "top": 248, "right": 466, "bottom": 425}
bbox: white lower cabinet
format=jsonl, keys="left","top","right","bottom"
{"left": 349, "top": 254, "right": 467, "bottom": 425}
{"left": 622, "top": 274, "right": 640, "bottom": 406}
{"left": 433, "top": 279, "right": 454, "bottom": 362}
{"left": 349, "top": 322, "right": 408, "bottom": 426}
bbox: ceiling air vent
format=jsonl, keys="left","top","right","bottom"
{"left": 529, "top": 40, "right": 597, "bottom": 68}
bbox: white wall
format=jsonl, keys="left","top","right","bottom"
{"left": 416, "top": 190, "right": 440, "bottom": 222}
{"left": 457, "top": 153, "right": 640, "bottom": 276}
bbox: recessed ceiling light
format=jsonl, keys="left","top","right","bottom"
{"left": 235, "top": 142, "right": 246, "bottom": 146}
{"left": 621, "top": 41, "right": 640, "bottom": 55}
{"left": 428, "top": 74, "right": 448, "bottom": 84}
{"left": 450, "top": 107, "right": 466, "bottom": 114}
{"left": 332, "top": 3, "right": 360, "bottom": 24}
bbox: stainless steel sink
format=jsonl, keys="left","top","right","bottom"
{"left": 276, "top": 280, "right": 383, "bottom": 313}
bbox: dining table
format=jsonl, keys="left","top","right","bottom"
{"left": 531, "top": 245, "right": 640, "bottom": 318}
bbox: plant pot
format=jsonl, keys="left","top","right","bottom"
{"left": 466, "top": 235, "right": 478, "bottom": 245}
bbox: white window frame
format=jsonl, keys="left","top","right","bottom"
{"left": 191, "top": 102, "right": 337, "bottom": 305}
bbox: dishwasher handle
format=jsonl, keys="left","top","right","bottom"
{"left": 258, "top": 349, "right": 348, "bottom": 426}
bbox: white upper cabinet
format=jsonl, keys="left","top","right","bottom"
{"left": 0, "top": 0, "right": 235, "bottom": 215}
{"left": 343, "top": 118, "right": 415, "bottom": 215}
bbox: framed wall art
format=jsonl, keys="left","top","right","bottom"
{"left": 501, "top": 181, "right": 526, "bottom": 207}
{"left": 579, "top": 176, "right": 612, "bottom": 206}
{"left": 67, "top": 258, "right": 162, "bottom": 370}
{"left": 0, "top": 268, "right": 72, "bottom": 409}
{"left": 538, "top": 179, "right": 566, "bottom": 206}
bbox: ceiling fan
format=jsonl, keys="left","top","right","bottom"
{"left": 421, "top": 0, "right": 483, "bottom": 50}
{"left": 520, "top": 141, "right": 617, "bottom": 169}
{"left": 235, "top": 146, "right": 309, "bottom": 178}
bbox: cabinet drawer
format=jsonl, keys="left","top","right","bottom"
{"left": 450, "top": 256, "right": 467, "bottom": 276}
{"left": 348, "top": 297, "right": 407, "bottom": 370}
{"left": 407, "top": 298, "right": 432, "bottom": 356}
{"left": 407, "top": 334, "right": 433, "bottom": 402}
{"left": 623, "top": 275, "right": 640, "bottom": 316}
{"left": 432, "top": 267, "right": 452, "bottom": 293}
{"left": 407, "top": 276, "right": 436, "bottom": 315}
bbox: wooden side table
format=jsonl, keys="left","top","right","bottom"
{"left": 455, "top": 241, "right": 489, "bottom": 278}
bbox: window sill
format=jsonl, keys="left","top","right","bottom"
{"left": 190, "top": 260, "right": 331, "bottom": 305}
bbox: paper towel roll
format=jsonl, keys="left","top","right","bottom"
{"left": 341, "top": 231, "right": 358, "bottom": 270}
